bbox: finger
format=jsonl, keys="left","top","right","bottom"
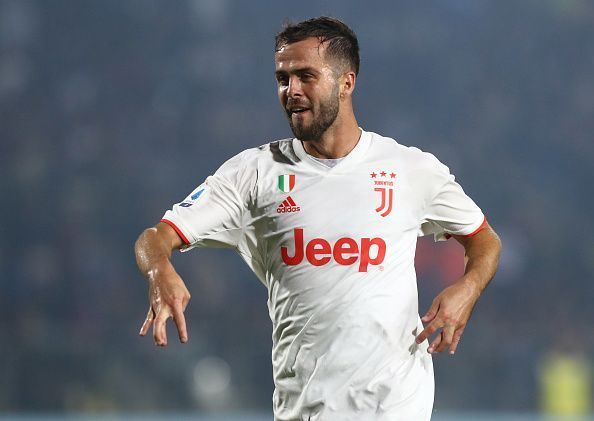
{"left": 421, "top": 300, "right": 440, "bottom": 323}
{"left": 435, "top": 324, "right": 456, "bottom": 353}
{"left": 172, "top": 302, "right": 188, "bottom": 343}
{"left": 427, "top": 331, "right": 443, "bottom": 354}
{"left": 416, "top": 321, "right": 440, "bottom": 344}
{"left": 139, "top": 307, "right": 155, "bottom": 336}
{"left": 153, "top": 307, "right": 171, "bottom": 346}
{"left": 449, "top": 328, "right": 465, "bottom": 355}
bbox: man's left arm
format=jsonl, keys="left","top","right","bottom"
{"left": 415, "top": 222, "right": 502, "bottom": 355}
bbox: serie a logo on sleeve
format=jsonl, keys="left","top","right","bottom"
{"left": 179, "top": 184, "right": 209, "bottom": 208}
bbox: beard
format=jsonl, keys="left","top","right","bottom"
{"left": 287, "top": 83, "right": 340, "bottom": 142}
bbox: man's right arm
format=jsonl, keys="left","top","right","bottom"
{"left": 134, "top": 222, "right": 191, "bottom": 346}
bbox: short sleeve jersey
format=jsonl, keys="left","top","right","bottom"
{"left": 162, "top": 130, "right": 486, "bottom": 421}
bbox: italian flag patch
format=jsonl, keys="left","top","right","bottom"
{"left": 278, "top": 174, "right": 296, "bottom": 192}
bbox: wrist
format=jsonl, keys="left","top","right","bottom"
{"left": 458, "top": 276, "right": 482, "bottom": 300}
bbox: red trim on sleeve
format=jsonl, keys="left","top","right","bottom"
{"left": 445, "top": 216, "right": 488, "bottom": 240}
{"left": 160, "top": 219, "right": 191, "bottom": 245}
{"left": 464, "top": 216, "right": 488, "bottom": 237}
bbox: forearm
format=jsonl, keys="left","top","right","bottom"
{"left": 457, "top": 225, "right": 502, "bottom": 296}
{"left": 135, "top": 223, "right": 190, "bottom": 345}
{"left": 417, "top": 224, "right": 502, "bottom": 353}
{"left": 134, "top": 226, "right": 178, "bottom": 281}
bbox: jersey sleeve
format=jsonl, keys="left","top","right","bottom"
{"left": 418, "top": 155, "right": 486, "bottom": 242}
{"left": 161, "top": 150, "right": 257, "bottom": 251}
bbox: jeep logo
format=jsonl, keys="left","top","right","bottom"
{"left": 281, "top": 228, "right": 386, "bottom": 272}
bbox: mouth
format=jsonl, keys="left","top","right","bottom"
{"left": 288, "top": 107, "right": 310, "bottom": 117}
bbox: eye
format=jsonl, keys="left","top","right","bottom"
{"left": 276, "top": 75, "right": 288, "bottom": 86}
{"left": 301, "top": 73, "right": 314, "bottom": 81}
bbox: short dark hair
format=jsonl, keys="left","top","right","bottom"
{"left": 275, "top": 16, "right": 360, "bottom": 75}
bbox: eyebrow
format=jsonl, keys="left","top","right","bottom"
{"left": 275, "top": 67, "right": 320, "bottom": 77}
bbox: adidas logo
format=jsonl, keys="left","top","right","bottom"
{"left": 277, "top": 196, "right": 301, "bottom": 213}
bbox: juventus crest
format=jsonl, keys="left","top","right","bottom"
{"left": 370, "top": 170, "right": 396, "bottom": 217}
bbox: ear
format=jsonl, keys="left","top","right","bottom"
{"left": 340, "top": 71, "right": 357, "bottom": 99}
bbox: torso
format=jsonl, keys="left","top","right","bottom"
{"left": 240, "top": 131, "right": 434, "bottom": 420}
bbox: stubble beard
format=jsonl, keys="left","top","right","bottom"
{"left": 288, "top": 84, "right": 340, "bottom": 142}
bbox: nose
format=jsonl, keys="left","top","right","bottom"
{"left": 286, "top": 75, "right": 303, "bottom": 98}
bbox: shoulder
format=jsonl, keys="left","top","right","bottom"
{"left": 212, "top": 138, "right": 295, "bottom": 197}
{"left": 218, "top": 138, "right": 295, "bottom": 172}
{"left": 367, "top": 131, "right": 448, "bottom": 173}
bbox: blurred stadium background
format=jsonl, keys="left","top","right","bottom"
{"left": 1, "top": 0, "right": 593, "bottom": 419}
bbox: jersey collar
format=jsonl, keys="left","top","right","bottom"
{"left": 291, "top": 128, "right": 372, "bottom": 172}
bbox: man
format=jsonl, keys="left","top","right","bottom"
{"left": 135, "top": 17, "right": 501, "bottom": 421}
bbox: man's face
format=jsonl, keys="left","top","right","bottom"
{"left": 275, "top": 37, "right": 341, "bottom": 141}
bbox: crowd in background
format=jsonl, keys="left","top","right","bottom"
{"left": 1, "top": 0, "right": 593, "bottom": 414}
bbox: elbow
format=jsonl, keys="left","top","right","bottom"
{"left": 493, "top": 227, "right": 502, "bottom": 253}
{"left": 488, "top": 226, "right": 503, "bottom": 267}
{"left": 134, "top": 227, "right": 158, "bottom": 256}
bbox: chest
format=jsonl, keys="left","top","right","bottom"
{"left": 252, "top": 165, "right": 423, "bottom": 242}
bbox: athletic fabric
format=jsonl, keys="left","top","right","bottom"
{"left": 162, "top": 129, "right": 485, "bottom": 421}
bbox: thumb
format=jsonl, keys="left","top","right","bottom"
{"left": 422, "top": 300, "right": 440, "bottom": 323}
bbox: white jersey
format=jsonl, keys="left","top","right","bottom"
{"left": 162, "top": 129, "right": 486, "bottom": 421}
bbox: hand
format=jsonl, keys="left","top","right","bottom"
{"left": 139, "top": 268, "right": 191, "bottom": 346}
{"left": 415, "top": 279, "right": 480, "bottom": 355}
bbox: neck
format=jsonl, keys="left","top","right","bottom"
{"left": 301, "top": 115, "right": 361, "bottom": 159}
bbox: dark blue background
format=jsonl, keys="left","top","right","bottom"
{"left": 1, "top": 0, "right": 592, "bottom": 413}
